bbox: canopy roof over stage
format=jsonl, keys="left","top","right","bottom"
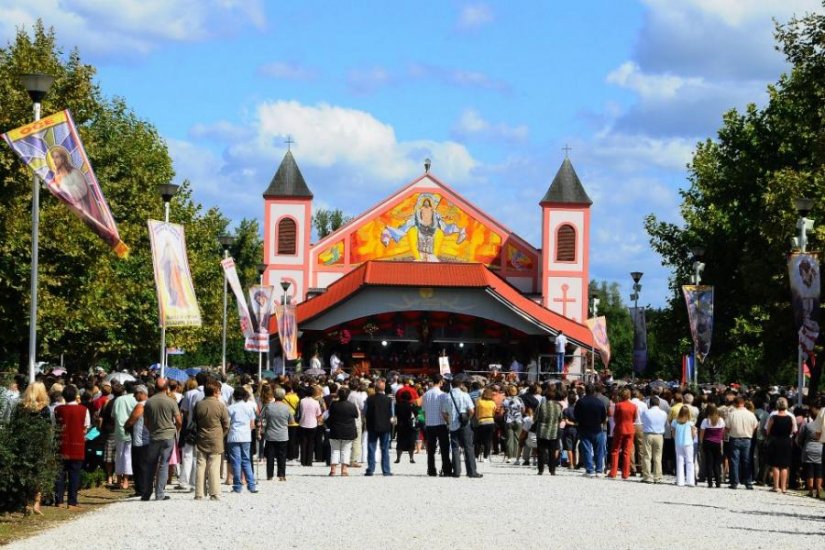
{"left": 271, "top": 261, "right": 594, "bottom": 348}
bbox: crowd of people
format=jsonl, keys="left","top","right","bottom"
{"left": 2, "top": 366, "right": 825, "bottom": 512}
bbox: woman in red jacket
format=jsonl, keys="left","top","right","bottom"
{"left": 54, "top": 385, "right": 90, "bottom": 508}
{"left": 608, "top": 388, "right": 637, "bottom": 480}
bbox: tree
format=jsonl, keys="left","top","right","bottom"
{"left": 313, "top": 208, "right": 351, "bottom": 239}
{"left": 0, "top": 23, "right": 261, "bottom": 372}
{"left": 644, "top": 6, "right": 825, "bottom": 392}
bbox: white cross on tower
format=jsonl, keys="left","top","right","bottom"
{"left": 552, "top": 283, "right": 577, "bottom": 318}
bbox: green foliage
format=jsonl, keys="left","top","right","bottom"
{"left": 0, "top": 405, "right": 60, "bottom": 513}
{"left": 313, "top": 208, "right": 351, "bottom": 239}
{"left": 0, "top": 22, "right": 263, "bottom": 371}
{"left": 644, "top": 7, "right": 825, "bottom": 390}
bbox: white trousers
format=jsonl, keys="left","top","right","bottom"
{"left": 330, "top": 439, "right": 353, "bottom": 466}
{"left": 179, "top": 442, "right": 198, "bottom": 487}
{"left": 675, "top": 444, "right": 695, "bottom": 486}
{"left": 115, "top": 440, "right": 132, "bottom": 476}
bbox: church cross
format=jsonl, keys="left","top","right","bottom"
{"left": 562, "top": 144, "right": 572, "bottom": 158}
{"left": 285, "top": 136, "right": 295, "bottom": 150}
{"left": 552, "top": 283, "right": 576, "bottom": 318}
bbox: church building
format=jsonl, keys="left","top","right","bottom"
{"left": 262, "top": 151, "right": 595, "bottom": 377}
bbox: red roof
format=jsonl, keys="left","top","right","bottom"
{"left": 275, "top": 261, "right": 593, "bottom": 347}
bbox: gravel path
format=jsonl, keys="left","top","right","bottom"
{"left": 11, "top": 455, "right": 825, "bottom": 549}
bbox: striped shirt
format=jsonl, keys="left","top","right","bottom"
{"left": 422, "top": 386, "right": 446, "bottom": 426}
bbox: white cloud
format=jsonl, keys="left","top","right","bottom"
{"left": 590, "top": 133, "right": 695, "bottom": 172}
{"left": 456, "top": 3, "right": 494, "bottom": 30}
{"left": 606, "top": 62, "right": 704, "bottom": 101}
{"left": 252, "top": 101, "right": 477, "bottom": 184}
{"left": 0, "top": 0, "right": 265, "bottom": 57}
{"left": 258, "top": 61, "right": 317, "bottom": 81}
{"left": 452, "top": 108, "right": 528, "bottom": 142}
{"left": 645, "top": 0, "right": 820, "bottom": 28}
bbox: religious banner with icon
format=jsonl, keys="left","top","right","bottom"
{"left": 682, "top": 285, "right": 714, "bottom": 363}
{"left": 221, "top": 257, "right": 255, "bottom": 340}
{"left": 245, "top": 285, "right": 276, "bottom": 352}
{"left": 2, "top": 110, "right": 128, "bottom": 257}
{"left": 584, "top": 316, "right": 611, "bottom": 367}
{"left": 274, "top": 302, "right": 298, "bottom": 360}
{"left": 148, "top": 220, "right": 201, "bottom": 327}
{"left": 789, "top": 252, "right": 820, "bottom": 368}
{"left": 628, "top": 307, "right": 648, "bottom": 374}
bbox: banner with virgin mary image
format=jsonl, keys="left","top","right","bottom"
{"left": 789, "top": 252, "right": 820, "bottom": 364}
{"left": 245, "top": 285, "right": 275, "bottom": 352}
{"left": 274, "top": 302, "right": 298, "bottom": 360}
{"left": 148, "top": 220, "right": 201, "bottom": 327}
{"left": 682, "top": 285, "right": 714, "bottom": 363}
{"left": 584, "top": 316, "right": 611, "bottom": 367}
{"left": 2, "top": 110, "right": 128, "bottom": 257}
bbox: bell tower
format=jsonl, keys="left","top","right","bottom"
{"left": 540, "top": 157, "right": 592, "bottom": 323}
{"left": 262, "top": 150, "right": 313, "bottom": 303}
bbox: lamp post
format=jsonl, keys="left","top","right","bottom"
{"left": 630, "top": 272, "right": 643, "bottom": 385}
{"left": 794, "top": 197, "right": 815, "bottom": 405}
{"left": 257, "top": 263, "right": 267, "bottom": 380}
{"left": 157, "top": 183, "right": 180, "bottom": 378}
{"left": 280, "top": 280, "right": 291, "bottom": 376}
{"left": 20, "top": 73, "right": 55, "bottom": 383}
{"left": 689, "top": 247, "right": 705, "bottom": 386}
{"left": 589, "top": 292, "right": 600, "bottom": 379}
{"left": 218, "top": 235, "right": 236, "bottom": 376}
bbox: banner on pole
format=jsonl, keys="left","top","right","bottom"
{"left": 789, "top": 252, "right": 820, "bottom": 366}
{"left": 148, "top": 220, "right": 201, "bottom": 327}
{"left": 221, "top": 257, "right": 255, "bottom": 340}
{"left": 274, "top": 303, "right": 298, "bottom": 360}
{"left": 3, "top": 110, "right": 128, "bottom": 257}
{"left": 629, "top": 306, "right": 648, "bottom": 374}
{"left": 245, "top": 285, "right": 275, "bottom": 352}
{"left": 584, "top": 316, "right": 611, "bottom": 367}
{"left": 682, "top": 285, "right": 714, "bottom": 363}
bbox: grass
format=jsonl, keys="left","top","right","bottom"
{"left": 0, "top": 485, "right": 131, "bottom": 546}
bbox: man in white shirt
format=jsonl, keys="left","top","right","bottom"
{"left": 441, "top": 379, "right": 481, "bottom": 478}
{"left": 640, "top": 396, "right": 668, "bottom": 483}
{"left": 422, "top": 375, "right": 452, "bottom": 477}
{"left": 555, "top": 332, "right": 568, "bottom": 373}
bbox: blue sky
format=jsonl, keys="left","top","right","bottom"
{"left": 2, "top": 0, "right": 821, "bottom": 307}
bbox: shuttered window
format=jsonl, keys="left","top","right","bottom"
{"left": 555, "top": 224, "right": 576, "bottom": 262}
{"left": 277, "top": 218, "right": 297, "bottom": 255}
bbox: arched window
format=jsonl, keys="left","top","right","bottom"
{"left": 277, "top": 218, "right": 297, "bottom": 255}
{"left": 555, "top": 224, "right": 576, "bottom": 262}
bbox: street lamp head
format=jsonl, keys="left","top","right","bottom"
{"left": 218, "top": 235, "right": 236, "bottom": 249}
{"left": 690, "top": 246, "right": 705, "bottom": 260}
{"left": 157, "top": 183, "right": 180, "bottom": 203}
{"left": 796, "top": 197, "right": 814, "bottom": 217}
{"left": 630, "top": 271, "right": 643, "bottom": 283}
{"left": 280, "top": 280, "right": 291, "bottom": 293}
{"left": 19, "top": 73, "right": 54, "bottom": 103}
{"left": 257, "top": 263, "right": 267, "bottom": 276}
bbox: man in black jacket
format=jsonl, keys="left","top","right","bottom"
{"left": 364, "top": 379, "right": 394, "bottom": 476}
{"left": 574, "top": 384, "right": 608, "bottom": 477}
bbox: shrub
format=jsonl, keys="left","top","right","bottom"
{"left": 0, "top": 400, "right": 61, "bottom": 513}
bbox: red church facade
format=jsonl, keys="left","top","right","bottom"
{"left": 262, "top": 154, "right": 594, "bottom": 376}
